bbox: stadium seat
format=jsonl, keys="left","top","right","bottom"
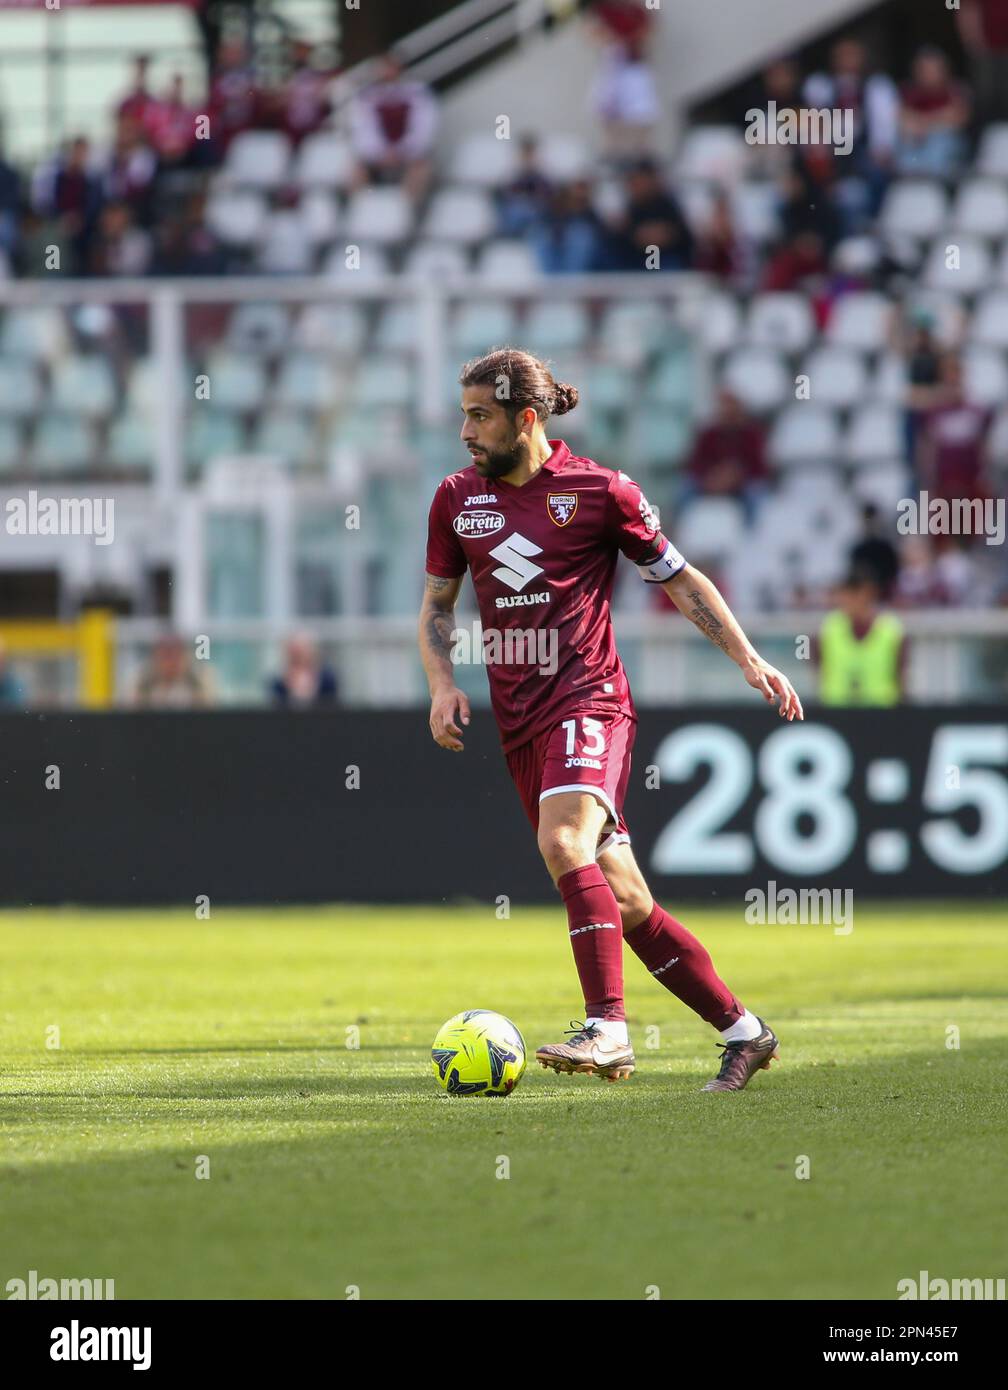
{"left": 538, "top": 133, "right": 591, "bottom": 181}
{"left": 645, "top": 350, "right": 695, "bottom": 409}
{"left": 107, "top": 414, "right": 153, "bottom": 473}
{"left": 345, "top": 187, "right": 413, "bottom": 245}
{"left": 402, "top": 240, "right": 470, "bottom": 279}
{"left": 949, "top": 178, "right": 1008, "bottom": 240}
{"left": 923, "top": 235, "right": 993, "bottom": 294}
{"left": 257, "top": 210, "right": 314, "bottom": 275}
{"left": 675, "top": 125, "right": 748, "bottom": 183}
{"left": 844, "top": 404, "right": 905, "bottom": 463}
{"left": 799, "top": 346, "right": 868, "bottom": 408}
{"left": 126, "top": 356, "right": 189, "bottom": 416}
{"left": 421, "top": 188, "right": 496, "bottom": 245}
{"left": 599, "top": 301, "right": 671, "bottom": 367}
{"left": 0, "top": 358, "right": 42, "bottom": 417}
{"left": 731, "top": 181, "right": 782, "bottom": 243}
{"left": 849, "top": 461, "right": 910, "bottom": 512}
{"left": 746, "top": 293, "right": 816, "bottom": 353}
{"left": 825, "top": 292, "right": 894, "bottom": 351}
{"left": 963, "top": 346, "right": 1008, "bottom": 405}
{"left": 185, "top": 411, "right": 245, "bottom": 472}
{"left": 50, "top": 356, "right": 117, "bottom": 420}
{"left": 448, "top": 134, "right": 517, "bottom": 187}
{"left": 0, "top": 306, "right": 69, "bottom": 362}
{"left": 223, "top": 130, "right": 292, "bottom": 190}
{"left": 901, "top": 291, "right": 967, "bottom": 347}
{"left": 475, "top": 239, "right": 541, "bottom": 284}
{"left": 986, "top": 405, "right": 1008, "bottom": 463}
{"left": 31, "top": 414, "right": 96, "bottom": 473}
{"left": 626, "top": 406, "right": 692, "bottom": 469}
{"left": 871, "top": 352, "right": 909, "bottom": 404}
{"left": 322, "top": 242, "right": 390, "bottom": 279}
{"left": 523, "top": 300, "right": 591, "bottom": 355}
{"left": 450, "top": 300, "right": 517, "bottom": 356}
{"left": 250, "top": 410, "right": 319, "bottom": 469}
{"left": 720, "top": 348, "right": 789, "bottom": 412}
{"left": 203, "top": 351, "right": 267, "bottom": 412}
{"left": 975, "top": 123, "right": 1008, "bottom": 176}
{"left": 677, "top": 496, "right": 746, "bottom": 560}
{"left": 880, "top": 180, "right": 949, "bottom": 241}
{"left": 969, "top": 289, "right": 1008, "bottom": 347}
{"left": 299, "top": 190, "right": 341, "bottom": 246}
{"left": 205, "top": 189, "right": 266, "bottom": 246}
{"left": 767, "top": 405, "right": 840, "bottom": 466}
{"left": 293, "top": 303, "right": 368, "bottom": 357}
{"left": 355, "top": 357, "right": 415, "bottom": 410}
{"left": 273, "top": 352, "right": 340, "bottom": 412}
{"left": 374, "top": 302, "right": 422, "bottom": 354}
{"left": 294, "top": 133, "right": 356, "bottom": 190}
{"left": 0, "top": 419, "right": 23, "bottom": 473}
{"left": 678, "top": 292, "right": 741, "bottom": 356}
{"left": 832, "top": 236, "right": 882, "bottom": 275}
{"left": 226, "top": 302, "right": 291, "bottom": 357}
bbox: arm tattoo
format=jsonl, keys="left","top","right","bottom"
{"left": 425, "top": 574, "right": 454, "bottom": 595}
{"left": 685, "top": 588, "right": 731, "bottom": 654}
{"left": 424, "top": 608, "right": 456, "bottom": 660}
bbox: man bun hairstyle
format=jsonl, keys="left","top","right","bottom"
{"left": 460, "top": 346, "right": 579, "bottom": 421}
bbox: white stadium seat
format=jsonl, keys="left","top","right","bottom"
{"left": 679, "top": 292, "right": 741, "bottom": 356}
{"left": 274, "top": 353, "right": 340, "bottom": 412}
{"left": 226, "top": 302, "right": 291, "bottom": 357}
{"left": 421, "top": 187, "right": 496, "bottom": 245}
{"left": 871, "top": 352, "right": 909, "bottom": 404}
{"left": 720, "top": 348, "right": 789, "bottom": 412}
{"left": 538, "top": 133, "right": 591, "bottom": 181}
{"left": 949, "top": 177, "right": 1008, "bottom": 240}
{"left": 300, "top": 190, "right": 341, "bottom": 245}
{"left": 294, "top": 133, "right": 356, "bottom": 190}
{"left": 293, "top": 303, "right": 367, "bottom": 356}
{"left": 322, "top": 242, "right": 390, "bottom": 279}
{"left": 975, "top": 123, "right": 1008, "bottom": 177}
{"left": 450, "top": 300, "right": 517, "bottom": 356}
{"left": 825, "top": 292, "right": 893, "bottom": 351}
{"left": 600, "top": 301, "right": 671, "bottom": 367}
{"left": 799, "top": 346, "right": 869, "bottom": 409}
{"left": 475, "top": 239, "right": 541, "bottom": 284}
{"left": 449, "top": 134, "right": 518, "bottom": 187}
{"left": 969, "top": 289, "right": 1008, "bottom": 347}
{"left": 746, "top": 293, "right": 816, "bottom": 353}
{"left": 0, "top": 306, "right": 69, "bottom": 362}
{"left": 677, "top": 497, "right": 746, "bottom": 560}
{"left": 223, "top": 131, "right": 292, "bottom": 190}
{"left": 523, "top": 300, "right": 591, "bottom": 355}
{"left": 880, "top": 180, "right": 949, "bottom": 241}
{"left": 923, "top": 234, "right": 994, "bottom": 294}
{"left": 345, "top": 187, "right": 413, "bottom": 244}
{"left": 374, "top": 302, "right": 421, "bottom": 354}
{"left": 402, "top": 240, "right": 470, "bottom": 280}
{"left": 203, "top": 351, "right": 266, "bottom": 412}
{"left": 675, "top": 125, "right": 748, "bottom": 183}
{"left": 844, "top": 404, "right": 905, "bottom": 463}
{"left": 731, "top": 181, "right": 782, "bottom": 242}
{"left": 963, "top": 346, "right": 1008, "bottom": 405}
{"left": 0, "top": 358, "right": 43, "bottom": 416}
{"left": 257, "top": 210, "right": 313, "bottom": 274}
{"left": 50, "top": 357, "right": 116, "bottom": 420}
{"left": 767, "top": 405, "right": 840, "bottom": 466}
{"left": 205, "top": 189, "right": 266, "bottom": 246}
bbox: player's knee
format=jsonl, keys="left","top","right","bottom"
{"left": 537, "top": 823, "right": 594, "bottom": 879}
{"left": 607, "top": 874, "right": 652, "bottom": 928}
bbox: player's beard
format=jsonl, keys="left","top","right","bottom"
{"left": 472, "top": 432, "right": 526, "bottom": 480}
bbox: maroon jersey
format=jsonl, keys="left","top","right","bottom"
{"left": 425, "top": 439, "right": 685, "bottom": 752}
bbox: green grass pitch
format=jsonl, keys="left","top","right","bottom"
{"left": 1, "top": 904, "right": 1005, "bottom": 1300}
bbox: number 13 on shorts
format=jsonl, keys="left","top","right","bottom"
{"left": 561, "top": 717, "right": 606, "bottom": 759}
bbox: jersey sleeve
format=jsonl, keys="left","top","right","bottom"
{"left": 606, "top": 470, "right": 687, "bottom": 583}
{"left": 425, "top": 480, "right": 468, "bottom": 578}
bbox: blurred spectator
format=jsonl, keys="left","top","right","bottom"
{"left": 146, "top": 74, "right": 198, "bottom": 169}
{"left": 894, "top": 535, "right": 945, "bottom": 606}
{"left": 761, "top": 228, "right": 830, "bottom": 293}
{"left": 957, "top": 0, "right": 1008, "bottom": 123}
{"left": 915, "top": 354, "right": 992, "bottom": 505}
{"left": 46, "top": 136, "right": 103, "bottom": 273}
{"left": 208, "top": 38, "right": 258, "bottom": 154}
{"left": 103, "top": 114, "right": 157, "bottom": 227}
{"left": 932, "top": 533, "right": 983, "bottom": 605}
{"left": 151, "top": 191, "right": 228, "bottom": 275}
{"left": 692, "top": 188, "right": 749, "bottom": 283}
{"left": 683, "top": 387, "right": 769, "bottom": 515}
{"left": 590, "top": 0, "right": 653, "bottom": 48}
{"left": 0, "top": 639, "right": 27, "bottom": 708}
{"left": 817, "top": 570, "right": 905, "bottom": 705}
{"left": 268, "top": 635, "right": 338, "bottom": 708}
{"left": 803, "top": 38, "right": 899, "bottom": 221}
{"left": 591, "top": 35, "right": 661, "bottom": 161}
{"left": 86, "top": 201, "right": 151, "bottom": 276}
{"left": 116, "top": 54, "right": 160, "bottom": 133}
{"left": 608, "top": 157, "right": 693, "bottom": 270}
{"left": 134, "top": 635, "right": 212, "bottom": 708}
{"left": 350, "top": 53, "right": 438, "bottom": 203}
{"left": 0, "top": 130, "right": 20, "bottom": 260}
{"left": 901, "top": 306, "right": 944, "bottom": 464}
{"left": 497, "top": 135, "right": 553, "bottom": 237}
{"left": 849, "top": 503, "right": 900, "bottom": 597}
{"left": 738, "top": 58, "right": 803, "bottom": 176}
{"left": 896, "top": 47, "right": 971, "bottom": 178}
{"left": 529, "top": 180, "right": 605, "bottom": 273}
{"left": 283, "top": 39, "right": 333, "bottom": 145}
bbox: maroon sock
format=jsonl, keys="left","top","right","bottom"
{"left": 624, "top": 901, "right": 743, "bottom": 1030}
{"left": 557, "top": 864, "right": 625, "bottom": 1022}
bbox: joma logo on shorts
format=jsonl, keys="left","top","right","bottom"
{"left": 569, "top": 922, "right": 617, "bottom": 936}
{"left": 564, "top": 757, "right": 602, "bottom": 769}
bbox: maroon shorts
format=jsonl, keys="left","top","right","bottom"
{"left": 504, "top": 711, "right": 636, "bottom": 857}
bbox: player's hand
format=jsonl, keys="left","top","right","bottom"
{"left": 429, "top": 686, "right": 471, "bottom": 751}
{"left": 741, "top": 656, "right": 804, "bottom": 721}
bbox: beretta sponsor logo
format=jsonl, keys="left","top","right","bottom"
{"left": 453, "top": 509, "right": 505, "bottom": 538}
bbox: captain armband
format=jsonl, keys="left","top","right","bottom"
{"left": 636, "top": 538, "right": 687, "bottom": 584}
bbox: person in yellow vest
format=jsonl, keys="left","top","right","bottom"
{"left": 817, "top": 570, "right": 906, "bottom": 706}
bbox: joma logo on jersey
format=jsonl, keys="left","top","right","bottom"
{"left": 464, "top": 493, "right": 497, "bottom": 505}
{"left": 453, "top": 508, "right": 505, "bottom": 537}
{"left": 547, "top": 493, "right": 578, "bottom": 526}
{"left": 489, "top": 533, "right": 545, "bottom": 592}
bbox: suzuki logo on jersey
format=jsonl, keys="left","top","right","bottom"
{"left": 453, "top": 508, "right": 505, "bottom": 538}
{"left": 489, "top": 532, "right": 546, "bottom": 592}
{"left": 547, "top": 492, "right": 578, "bottom": 526}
